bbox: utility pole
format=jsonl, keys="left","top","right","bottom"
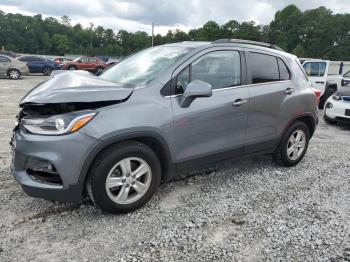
{"left": 151, "top": 22, "right": 154, "bottom": 47}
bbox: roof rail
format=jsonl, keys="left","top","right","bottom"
{"left": 212, "top": 39, "right": 284, "bottom": 51}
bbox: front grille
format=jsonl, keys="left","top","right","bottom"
{"left": 335, "top": 116, "right": 350, "bottom": 123}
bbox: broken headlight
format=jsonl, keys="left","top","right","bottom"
{"left": 21, "top": 110, "right": 96, "bottom": 135}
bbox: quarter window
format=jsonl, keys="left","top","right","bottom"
{"left": 278, "top": 58, "right": 291, "bottom": 80}
{"left": 175, "top": 51, "right": 241, "bottom": 94}
{"left": 249, "top": 52, "right": 279, "bottom": 84}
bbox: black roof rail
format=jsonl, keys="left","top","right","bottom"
{"left": 212, "top": 39, "right": 284, "bottom": 51}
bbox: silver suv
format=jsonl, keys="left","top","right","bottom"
{"left": 11, "top": 40, "right": 318, "bottom": 213}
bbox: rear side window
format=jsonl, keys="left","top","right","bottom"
{"left": 0, "top": 56, "right": 10, "bottom": 63}
{"left": 88, "top": 58, "right": 97, "bottom": 63}
{"left": 249, "top": 53, "right": 279, "bottom": 84}
{"left": 278, "top": 58, "right": 291, "bottom": 80}
{"left": 175, "top": 50, "right": 241, "bottom": 94}
{"left": 303, "top": 62, "right": 326, "bottom": 77}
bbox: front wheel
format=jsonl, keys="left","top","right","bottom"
{"left": 273, "top": 121, "right": 310, "bottom": 167}
{"left": 87, "top": 141, "right": 161, "bottom": 214}
{"left": 8, "top": 69, "right": 20, "bottom": 80}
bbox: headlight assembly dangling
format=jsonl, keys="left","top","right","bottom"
{"left": 21, "top": 111, "right": 96, "bottom": 135}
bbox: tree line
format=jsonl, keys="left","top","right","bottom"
{"left": 1, "top": 5, "right": 350, "bottom": 59}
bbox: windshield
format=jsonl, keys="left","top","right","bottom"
{"left": 100, "top": 46, "right": 192, "bottom": 87}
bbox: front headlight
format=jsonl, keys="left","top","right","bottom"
{"left": 332, "top": 94, "right": 341, "bottom": 101}
{"left": 21, "top": 110, "right": 96, "bottom": 135}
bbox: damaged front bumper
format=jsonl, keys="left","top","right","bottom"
{"left": 11, "top": 130, "right": 100, "bottom": 202}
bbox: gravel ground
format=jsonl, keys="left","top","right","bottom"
{"left": 0, "top": 75, "right": 350, "bottom": 261}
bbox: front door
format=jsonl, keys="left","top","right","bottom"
{"left": 0, "top": 56, "right": 10, "bottom": 74}
{"left": 171, "top": 49, "right": 249, "bottom": 168}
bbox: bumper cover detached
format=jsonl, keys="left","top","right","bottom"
{"left": 11, "top": 130, "right": 100, "bottom": 202}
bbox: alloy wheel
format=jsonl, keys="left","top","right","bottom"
{"left": 9, "top": 70, "right": 20, "bottom": 79}
{"left": 105, "top": 157, "right": 152, "bottom": 205}
{"left": 286, "top": 130, "right": 306, "bottom": 161}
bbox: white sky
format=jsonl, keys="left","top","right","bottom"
{"left": 1, "top": 0, "right": 350, "bottom": 35}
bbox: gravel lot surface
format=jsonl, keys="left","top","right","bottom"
{"left": 0, "top": 75, "right": 350, "bottom": 261}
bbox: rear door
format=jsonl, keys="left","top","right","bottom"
{"left": 0, "top": 56, "right": 10, "bottom": 74}
{"left": 88, "top": 58, "right": 98, "bottom": 70}
{"left": 244, "top": 51, "right": 292, "bottom": 154}
{"left": 170, "top": 48, "right": 249, "bottom": 168}
{"left": 302, "top": 61, "right": 328, "bottom": 95}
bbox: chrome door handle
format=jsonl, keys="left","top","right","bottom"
{"left": 284, "top": 87, "right": 294, "bottom": 95}
{"left": 232, "top": 99, "right": 248, "bottom": 107}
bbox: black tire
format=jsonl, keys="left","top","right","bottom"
{"left": 272, "top": 121, "right": 310, "bottom": 167}
{"left": 319, "top": 88, "right": 335, "bottom": 109}
{"left": 68, "top": 65, "right": 77, "bottom": 71}
{"left": 94, "top": 67, "right": 104, "bottom": 75}
{"left": 42, "top": 66, "right": 53, "bottom": 76}
{"left": 87, "top": 140, "right": 161, "bottom": 214}
{"left": 7, "top": 69, "right": 20, "bottom": 80}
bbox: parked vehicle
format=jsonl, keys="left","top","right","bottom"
{"left": 0, "top": 50, "right": 18, "bottom": 58}
{"left": 53, "top": 57, "right": 73, "bottom": 67}
{"left": 61, "top": 56, "right": 107, "bottom": 74}
{"left": 11, "top": 40, "right": 318, "bottom": 213}
{"left": 341, "top": 70, "right": 350, "bottom": 87}
{"left": 302, "top": 59, "right": 350, "bottom": 108}
{"left": 323, "top": 88, "right": 350, "bottom": 125}
{"left": 0, "top": 54, "right": 29, "bottom": 79}
{"left": 17, "top": 56, "right": 60, "bottom": 75}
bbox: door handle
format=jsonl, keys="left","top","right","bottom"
{"left": 284, "top": 87, "right": 294, "bottom": 95}
{"left": 232, "top": 99, "right": 248, "bottom": 107}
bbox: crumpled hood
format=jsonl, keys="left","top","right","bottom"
{"left": 20, "top": 71, "right": 133, "bottom": 105}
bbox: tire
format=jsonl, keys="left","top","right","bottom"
{"left": 272, "top": 121, "right": 310, "bottom": 167}
{"left": 68, "top": 65, "right": 77, "bottom": 70}
{"left": 7, "top": 69, "right": 20, "bottom": 80}
{"left": 87, "top": 141, "right": 161, "bottom": 214}
{"left": 319, "top": 88, "right": 335, "bottom": 109}
{"left": 42, "top": 66, "right": 53, "bottom": 76}
{"left": 95, "top": 67, "right": 104, "bottom": 75}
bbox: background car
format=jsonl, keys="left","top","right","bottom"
{"left": 0, "top": 54, "right": 29, "bottom": 79}
{"left": 323, "top": 88, "right": 350, "bottom": 125}
{"left": 0, "top": 50, "right": 19, "bottom": 58}
{"left": 341, "top": 70, "right": 350, "bottom": 87}
{"left": 53, "top": 57, "right": 73, "bottom": 67}
{"left": 61, "top": 56, "right": 107, "bottom": 74}
{"left": 16, "top": 56, "right": 60, "bottom": 75}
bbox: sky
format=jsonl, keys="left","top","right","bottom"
{"left": 1, "top": 0, "right": 350, "bottom": 35}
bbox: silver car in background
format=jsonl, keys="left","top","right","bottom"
{"left": 0, "top": 54, "right": 29, "bottom": 79}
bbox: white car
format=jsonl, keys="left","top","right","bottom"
{"left": 323, "top": 88, "right": 350, "bottom": 125}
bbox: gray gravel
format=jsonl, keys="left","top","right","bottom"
{"left": 1, "top": 75, "right": 350, "bottom": 261}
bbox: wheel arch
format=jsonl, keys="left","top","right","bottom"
{"left": 77, "top": 131, "right": 175, "bottom": 198}
{"left": 284, "top": 113, "right": 317, "bottom": 138}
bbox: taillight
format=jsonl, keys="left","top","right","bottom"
{"left": 312, "top": 87, "right": 321, "bottom": 105}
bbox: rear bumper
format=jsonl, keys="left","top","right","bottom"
{"left": 11, "top": 130, "right": 100, "bottom": 202}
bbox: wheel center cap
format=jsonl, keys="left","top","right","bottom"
{"left": 126, "top": 177, "right": 133, "bottom": 184}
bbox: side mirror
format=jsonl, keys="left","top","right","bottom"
{"left": 179, "top": 80, "right": 212, "bottom": 108}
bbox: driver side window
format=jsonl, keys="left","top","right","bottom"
{"left": 175, "top": 50, "right": 241, "bottom": 95}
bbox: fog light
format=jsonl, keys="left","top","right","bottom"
{"left": 326, "top": 102, "right": 333, "bottom": 109}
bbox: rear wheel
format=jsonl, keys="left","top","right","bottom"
{"left": 7, "top": 69, "right": 20, "bottom": 80}
{"left": 95, "top": 67, "right": 104, "bottom": 75}
{"left": 42, "top": 66, "right": 53, "bottom": 76}
{"left": 87, "top": 141, "right": 161, "bottom": 214}
{"left": 273, "top": 121, "right": 310, "bottom": 167}
{"left": 68, "top": 65, "right": 77, "bottom": 70}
